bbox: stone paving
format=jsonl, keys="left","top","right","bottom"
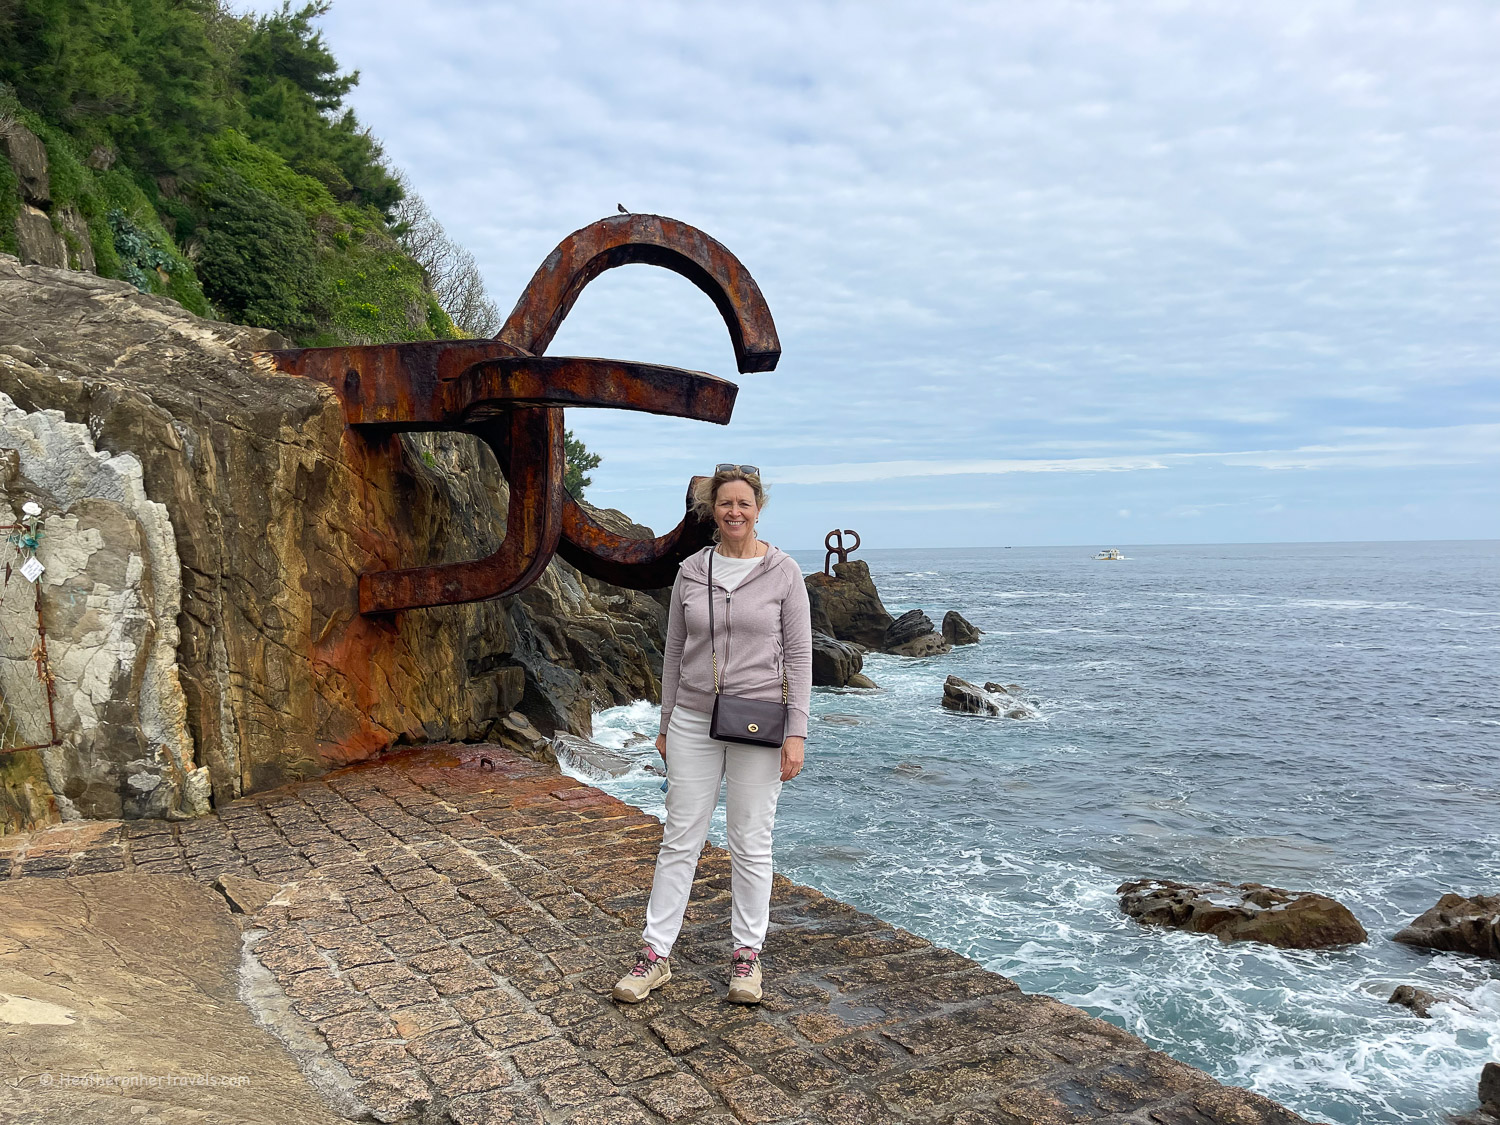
{"left": 1, "top": 744, "right": 1312, "bottom": 1125}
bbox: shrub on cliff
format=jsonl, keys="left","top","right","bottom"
{"left": 195, "top": 168, "right": 321, "bottom": 331}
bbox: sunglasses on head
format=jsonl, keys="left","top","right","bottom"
{"left": 716, "top": 463, "right": 760, "bottom": 476}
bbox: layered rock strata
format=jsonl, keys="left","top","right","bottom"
{"left": 942, "top": 609, "right": 982, "bottom": 645}
{"left": 811, "top": 633, "right": 865, "bottom": 688}
{"left": 0, "top": 258, "right": 669, "bottom": 827}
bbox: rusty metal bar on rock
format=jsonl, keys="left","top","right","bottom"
{"left": 357, "top": 406, "right": 565, "bottom": 613}
{"left": 271, "top": 345, "right": 738, "bottom": 431}
{"left": 557, "top": 478, "right": 716, "bottom": 589}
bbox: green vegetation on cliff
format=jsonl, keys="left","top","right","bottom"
{"left": 0, "top": 0, "right": 460, "bottom": 344}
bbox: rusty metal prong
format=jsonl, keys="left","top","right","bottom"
{"left": 823, "top": 527, "right": 861, "bottom": 575}
{"left": 452, "top": 358, "right": 737, "bottom": 428}
{"left": 498, "top": 214, "right": 780, "bottom": 374}
{"left": 358, "top": 406, "right": 565, "bottom": 613}
{"left": 557, "top": 477, "right": 716, "bottom": 589}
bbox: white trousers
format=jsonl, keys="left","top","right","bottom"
{"left": 641, "top": 706, "right": 783, "bottom": 957}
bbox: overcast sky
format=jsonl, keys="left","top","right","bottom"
{"left": 249, "top": 0, "right": 1499, "bottom": 549}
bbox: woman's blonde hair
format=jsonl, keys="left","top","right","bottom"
{"left": 691, "top": 466, "right": 769, "bottom": 526}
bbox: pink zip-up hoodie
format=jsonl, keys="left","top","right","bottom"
{"left": 658, "top": 545, "right": 813, "bottom": 740}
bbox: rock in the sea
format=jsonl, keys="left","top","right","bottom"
{"left": 1452, "top": 1065, "right": 1500, "bottom": 1125}
{"left": 0, "top": 257, "right": 670, "bottom": 827}
{"left": 985, "top": 681, "right": 1023, "bottom": 695}
{"left": 812, "top": 632, "right": 865, "bottom": 687}
{"left": 941, "top": 610, "right": 982, "bottom": 645}
{"left": 553, "top": 733, "right": 632, "bottom": 779}
{"left": 1393, "top": 893, "right": 1500, "bottom": 961}
{"left": 846, "top": 672, "right": 878, "bottom": 690}
{"left": 819, "top": 713, "right": 861, "bottom": 726}
{"left": 1117, "top": 879, "right": 1368, "bottom": 949}
{"left": 1386, "top": 984, "right": 1464, "bottom": 1018}
{"left": 940, "top": 676, "right": 1036, "bottom": 718}
{"left": 804, "top": 560, "right": 894, "bottom": 648}
{"left": 882, "top": 609, "right": 951, "bottom": 657}
{"left": 941, "top": 676, "right": 995, "bottom": 715}
{"left": 1483, "top": 1063, "right": 1500, "bottom": 1111}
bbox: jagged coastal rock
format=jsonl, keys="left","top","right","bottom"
{"left": 1118, "top": 879, "right": 1368, "bottom": 949}
{"left": 0, "top": 258, "right": 668, "bottom": 830}
{"left": 811, "top": 632, "right": 865, "bottom": 687}
{"left": 804, "top": 559, "right": 894, "bottom": 647}
{"left": 882, "top": 608, "right": 951, "bottom": 657}
{"left": 940, "top": 675, "right": 1037, "bottom": 719}
{"left": 942, "top": 609, "right": 982, "bottom": 645}
{"left": 1452, "top": 1064, "right": 1500, "bottom": 1125}
{"left": 1386, "top": 984, "right": 1465, "bottom": 1018}
{"left": 1393, "top": 893, "right": 1500, "bottom": 960}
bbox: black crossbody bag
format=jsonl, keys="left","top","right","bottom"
{"left": 707, "top": 550, "right": 788, "bottom": 748}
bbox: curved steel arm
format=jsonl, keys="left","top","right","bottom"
{"left": 358, "top": 407, "right": 565, "bottom": 613}
{"left": 499, "top": 213, "right": 781, "bottom": 374}
{"left": 557, "top": 478, "right": 716, "bottom": 589}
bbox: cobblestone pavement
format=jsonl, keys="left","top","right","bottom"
{"left": 1, "top": 744, "right": 1311, "bottom": 1125}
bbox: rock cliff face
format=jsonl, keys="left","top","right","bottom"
{"left": 1, "top": 123, "right": 96, "bottom": 272}
{"left": 0, "top": 257, "right": 667, "bottom": 830}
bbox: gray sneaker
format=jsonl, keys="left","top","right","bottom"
{"left": 726, "top": 946, "right": 762, "bottom": 1004}
{"left": 612, "top": 945, "right": 671, "bottom": 1003}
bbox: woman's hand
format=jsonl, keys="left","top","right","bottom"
{"left": 655, "top": 733, "right": 667, "bottom": 761}
{"left": 780, "top": 736, "right": 805, "bottom": 782}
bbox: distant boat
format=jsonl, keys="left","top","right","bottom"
{"left": 1093, "top": 548, "right": 1124, "bottom": 560}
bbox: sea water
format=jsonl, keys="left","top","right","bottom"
{"left": 575, "top": 540, "right": 1500, "bottom": 1125}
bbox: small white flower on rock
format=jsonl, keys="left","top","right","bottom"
{"left": 21, "top": 501, "right": 41, "bottom": 516}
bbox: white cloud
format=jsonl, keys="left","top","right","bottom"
{"left": 769, "top": 423, "right": 1500, "bottom": 484}
{"left": 247, "top": 0, "right": 1500, "bottom": 543}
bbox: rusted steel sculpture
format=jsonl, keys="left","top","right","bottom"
{"left": 270, "top": 214, "right": 780, "bottom": 613}
{"left": 823, "top": 528, "right": 861, "bottom": 576}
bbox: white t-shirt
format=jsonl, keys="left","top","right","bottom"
{"left": 710, "top": 549, "right": 763, "bottom": 591}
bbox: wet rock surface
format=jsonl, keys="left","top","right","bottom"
{"left": 1394, "top": 893, "right": 1500, "bottom": 961}
{"left": 940, "top": 676, "right": 1037, "bottom": 719}
{"left": 1, "top": 747, "right": 1312, "bottom": 1124}
{"left": 940, "top": 611, "right": 981, "bottom": 646}
{"left": 1118, "top": 879, "right": 1368, "bottom": 950}
{"left": 881, "top": 610, "right": 951, "bottom": 658}
{"left": 1452, "top": 1064, "right": 1500, "bottom": 1125}
{"left": 1386, "top": 984, "right": 1463, "bottom": 1019}
{"left": 811, "top": 633, "right": 865, "bottom": 688}
{"left": 0, "top": 258, "right": 669, "bottom": 821}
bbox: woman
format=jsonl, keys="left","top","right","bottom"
{"left": 612, "top": 465, "right": 812, "bottom": 1005}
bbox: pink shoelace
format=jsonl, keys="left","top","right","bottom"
{"left": 629, "top": 947, "right": 660, "bottom": 977}
{"left": 731, "top": 948, "right": 758, "bottom": 978}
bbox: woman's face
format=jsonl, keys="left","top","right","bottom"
{"left": 714, "top": 479, "right": 760, "bottom": 547}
